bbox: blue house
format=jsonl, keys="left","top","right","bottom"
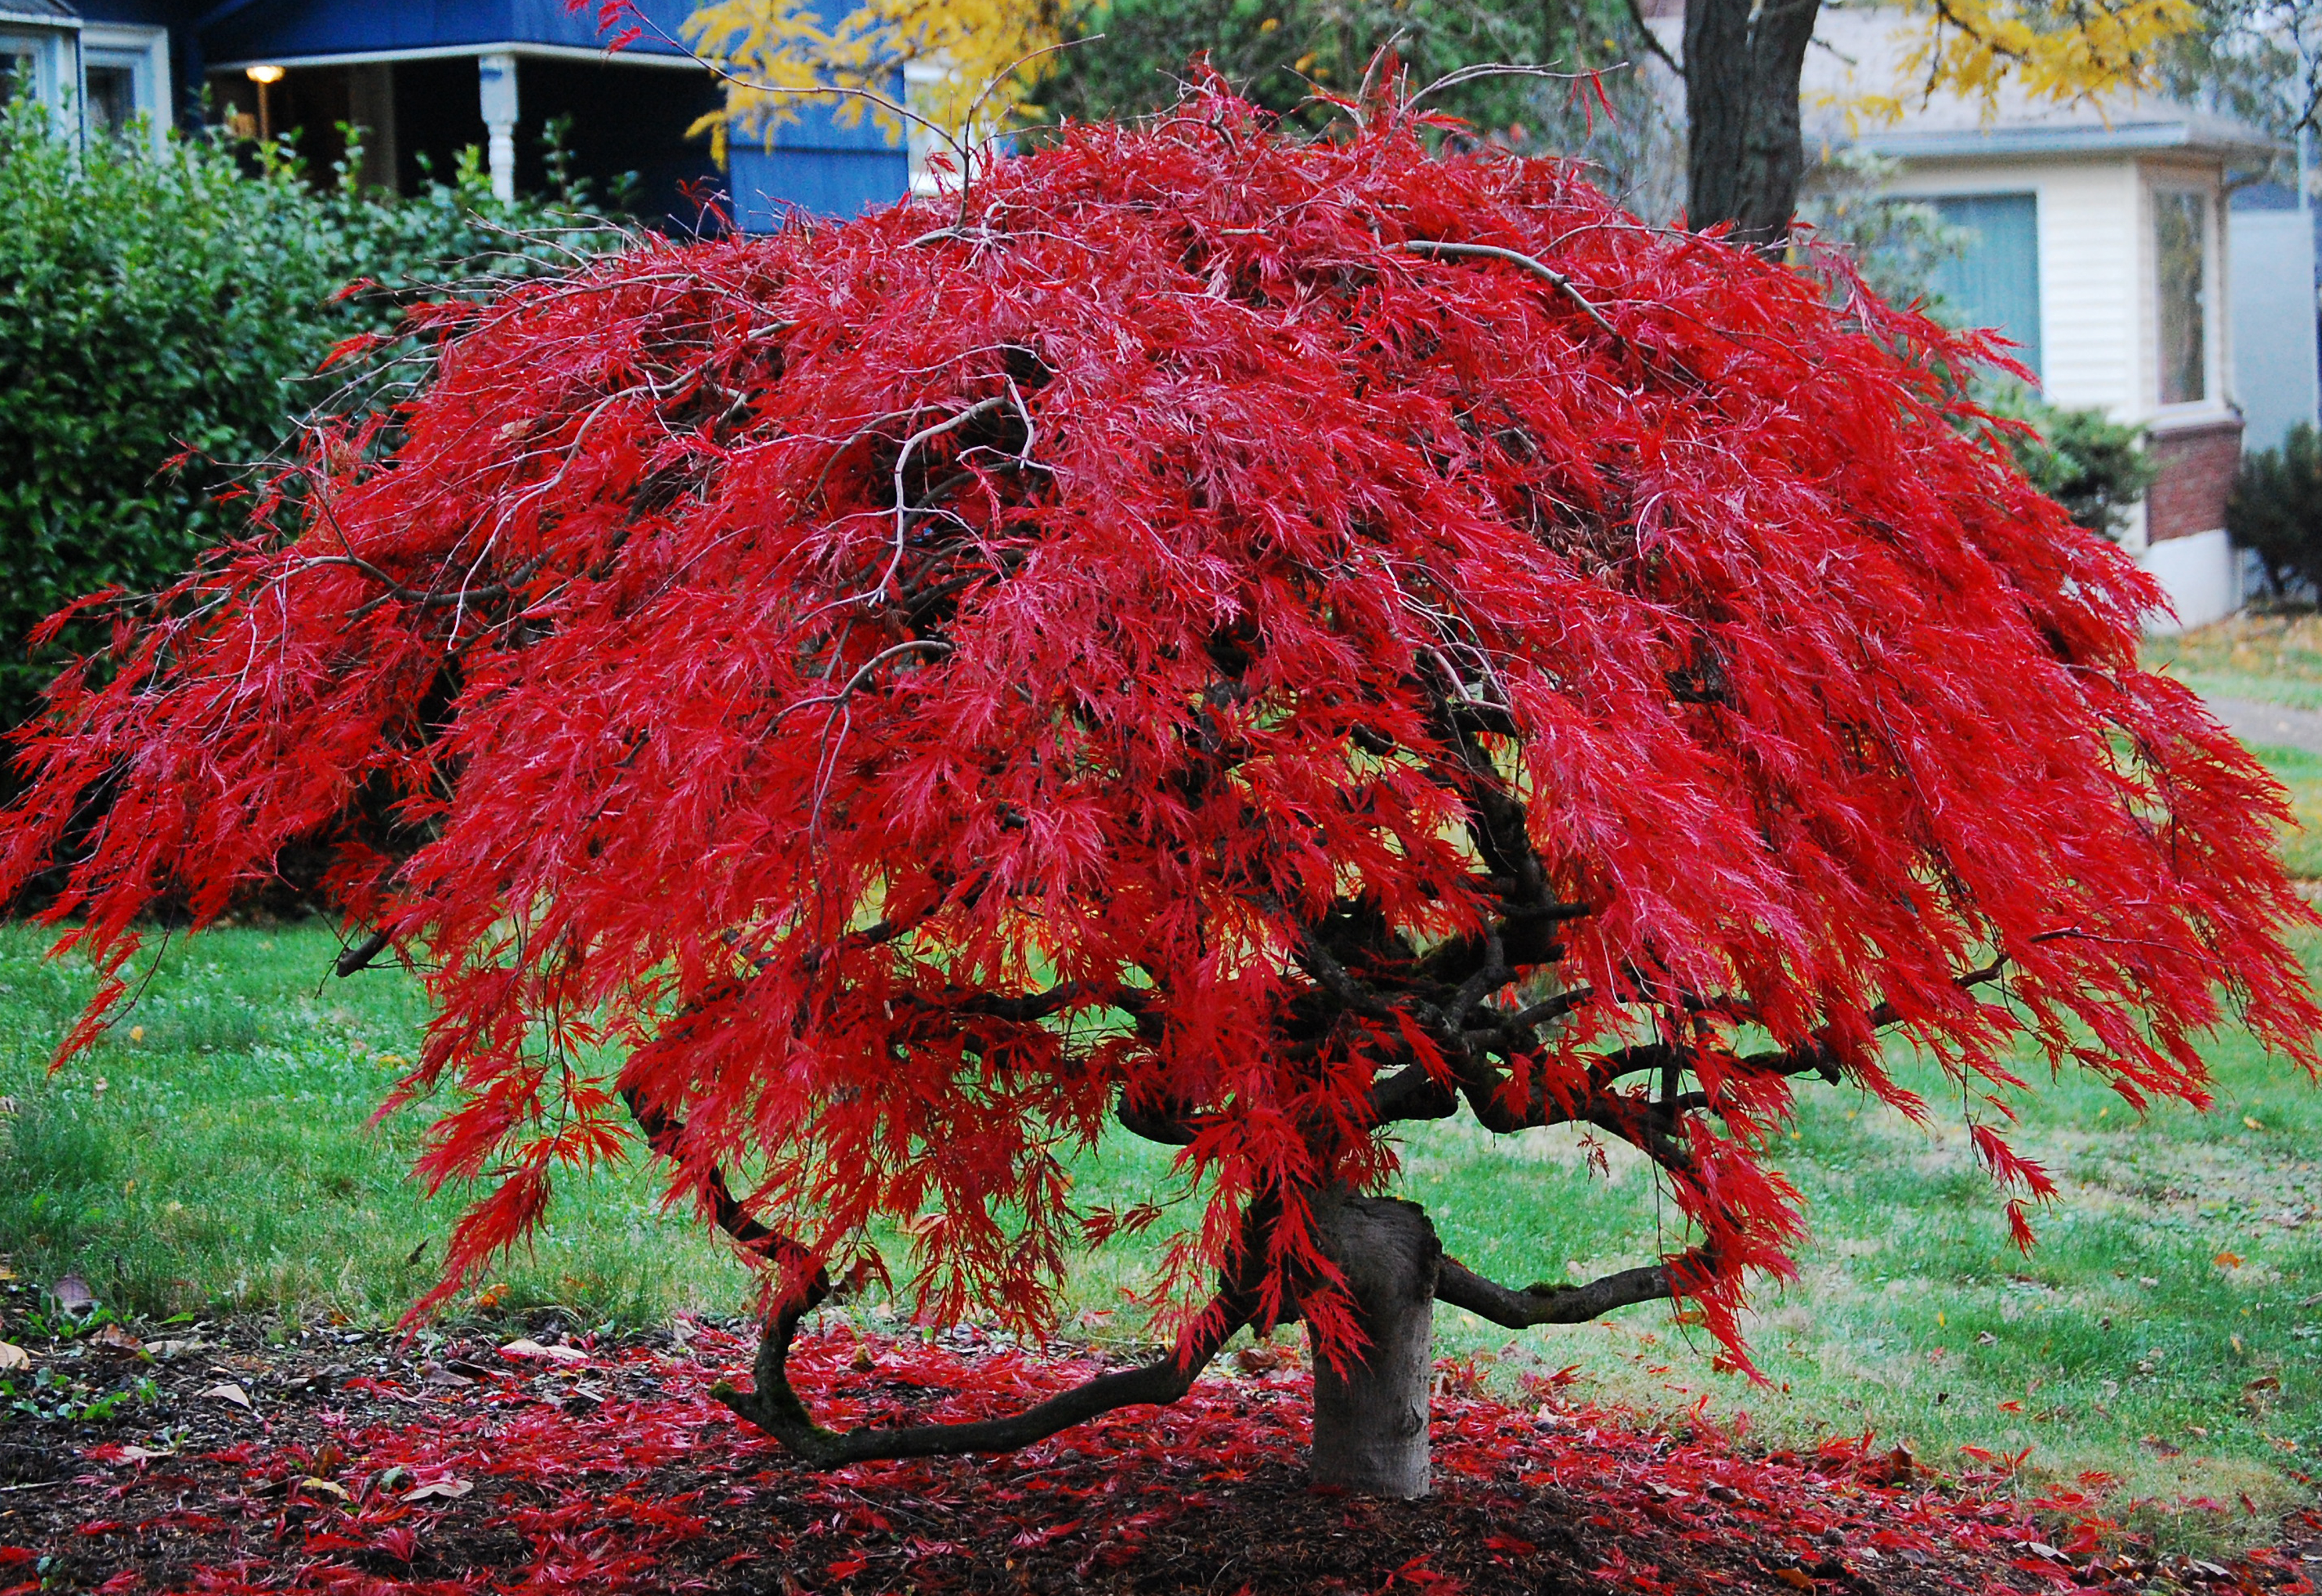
{"left": 0, "top": 0, "right": 911, "bottom": 226}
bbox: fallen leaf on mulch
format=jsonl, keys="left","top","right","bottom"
{"left": 196, "top": 1382, "right": 251, "bottom": 1409}
{"left": 49, "top": 1274, "right": 93, "bottom": 1312}
{"left": 499, "top": 1337, "right": 587, "bottom": 1366}
{"left": 0, "top": 1342, "right": 28, "bottom": 1373}
{"left": 399, "top": 1476, "right": 470, "bottom": 1503}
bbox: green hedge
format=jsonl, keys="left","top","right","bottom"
{"left": 0, "top": 108, "right": 628, "bottom": 735}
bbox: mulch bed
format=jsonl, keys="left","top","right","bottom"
{"left": 3, "top": 1312, "right": 2317, "bottom": 1595}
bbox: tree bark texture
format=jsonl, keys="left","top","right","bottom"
{"left": 1308, "top": 1193, "right": 1442, "bottom": 1499}
{"left": 1683, "top": 0, "right": 1822, "bottom": 245}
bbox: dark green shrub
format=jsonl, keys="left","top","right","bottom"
{"left": 1988, "top": 391, "right": 2158, "bottom": 542}
{"left": 0, "top": 105, "right": 628, "bottom": 735}
{"left": 2229, "top": 423, "right": 2322, "bottom": 600}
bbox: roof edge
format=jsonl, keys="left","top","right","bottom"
{"left": 1847, "top": 121, "right": 2282, "bottom": 163}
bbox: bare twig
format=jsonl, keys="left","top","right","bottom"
{"left": 1395, "top": 240, "right": 1624, "bottom": 343}
{"left": 1408, "top": 61, "right": 1613, "bottom": 110}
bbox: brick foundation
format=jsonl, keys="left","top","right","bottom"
{"left": 2146, "top": 416, "right": 2244, "bottom": 542}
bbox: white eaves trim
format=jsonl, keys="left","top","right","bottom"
{"left": 205, "top": 41, "right": 708, "bottom": 73}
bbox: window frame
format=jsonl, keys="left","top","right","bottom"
{"left": 78, "top": 23, "right": 167, "bottom": 151}
{"left": 0, "top": 26, "right": 66, "bottom": 118}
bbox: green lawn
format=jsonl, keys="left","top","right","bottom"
{"left": 2141, "top": 613, "right": 2322, "bottom": 879}
{"left": 5, "top": 920, "right": 2322, "bottom": 1551}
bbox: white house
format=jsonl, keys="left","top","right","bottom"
{"left": 1794, "top": 8, "right": 2287, "bottom": 630}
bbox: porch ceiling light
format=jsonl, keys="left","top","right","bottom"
{"left": 245, "top": 64, "right": 284, "bottom": 84}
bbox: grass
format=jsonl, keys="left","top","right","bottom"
{"left": 2145, "top": 610, "right": 2322, "bottom": 714}
{"left": 5, "top": 921, "right": 2322, "bottom": 1552}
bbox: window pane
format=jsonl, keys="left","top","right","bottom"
{"left": 1930, "top": 193, "right": 2042, "bottom": 380}
{"left": 0, "top": 49, "right": 35, "bottom": 111}
{"left": 85, "top": 64, "right": 136, "bottom": 135}
{"left": 2157, "top": 189, "right": 2206, "bottom": 405}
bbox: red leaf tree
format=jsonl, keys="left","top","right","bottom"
{"left": 5, "top": 88, "right": 2315, "bottom": 1497}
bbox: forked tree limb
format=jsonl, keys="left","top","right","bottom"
{"left": 1435, "top": 1254, "right": 1676, "bottom": 1327}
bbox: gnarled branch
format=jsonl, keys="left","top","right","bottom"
{"left": 1436, "top": 1255, "right": 1675, "bottom": 1327}
{"left": 715, "top": 1211, "right": 1272, "bottom": 1465}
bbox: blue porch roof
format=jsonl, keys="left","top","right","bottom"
{"left": 189, "top": 0, "right": 700, "bottom": 67}
{"left": 66, "top": 0, "right": 911, "bottom": 222}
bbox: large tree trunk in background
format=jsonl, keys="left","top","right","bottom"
{"left": 1308, "top": 1194, "right": 1441, "bottom": 1499}
{"left": 1683, "top": 0, "right": 1823, "bottom": 245}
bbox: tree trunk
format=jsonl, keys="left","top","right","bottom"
{"left": 1682, "top": 0, "right": 1823, "bottom": 246}
{"left": 1307, "top": 1193, "right": 1441, "bottom": 1498}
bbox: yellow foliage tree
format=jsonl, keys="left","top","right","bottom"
{"left": 685, "top": 0, "right": 1067, "bottom": 161}
{"left": 1893, "top": 0, "right": 2202, "bottom": 118}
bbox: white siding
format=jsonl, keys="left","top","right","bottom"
{"left": 1884, "top": 158, "right": 2141, "bottom": 418}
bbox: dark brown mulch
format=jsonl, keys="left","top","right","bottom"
{"left": 2, "top": 1312, "right": 2314, "bottom": 1595}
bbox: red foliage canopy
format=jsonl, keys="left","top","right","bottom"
{"left": 5, "top": 89, "right": 2314, "bottom": 1404}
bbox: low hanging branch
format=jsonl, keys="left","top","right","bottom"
{"left": 8, "top": 80, "right": 2316, "bottom": 1485}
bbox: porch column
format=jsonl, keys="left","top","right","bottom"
{"left": 347, "top": 63, "right": 398, "bottom": 193}
{"left": 478, "top": 51, "right": 517, "bottom": 201}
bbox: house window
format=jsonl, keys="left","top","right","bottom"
{"left": 84, "top": 59, "right": 138, "bottom": 135}
{"left": 2155, "top": 188, "right": 2208, "bottom": 405}
{"left": 82, "top": 28, "right": 167, "bottom": 145}
{"left": 1930, "top": 192, "right": 2043, "bottom": 380}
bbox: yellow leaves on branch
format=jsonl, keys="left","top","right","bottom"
{"left": 685, "top": 0, "right": 1067, "bottom": 158}
{"left": 1902, "top": 0, "right": 2202, "bottom": 116}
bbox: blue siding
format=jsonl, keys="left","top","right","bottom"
{"left": 755, "top": 96, "right": 907, "bottom": 152}
{"left": 731, "top": 145, "right": 908, "bottom": 227}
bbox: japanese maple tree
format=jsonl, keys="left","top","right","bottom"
{"left": 5, "top": 84, "right": 2315, "bottom": 1498}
